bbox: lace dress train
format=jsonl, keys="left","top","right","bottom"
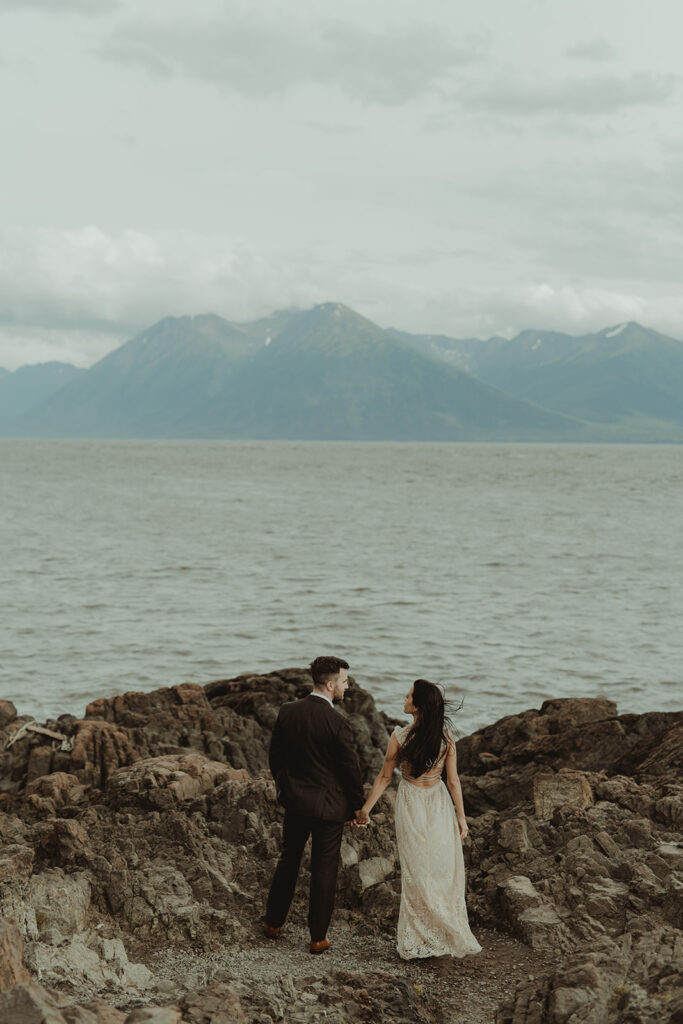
{"left": 395, "top": 763, "right": 482, "bottom": 959}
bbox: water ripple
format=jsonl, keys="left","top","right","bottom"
{"left": 1, "top": 439, "right": 682, "bottom": 733}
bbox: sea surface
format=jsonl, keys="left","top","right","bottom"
{"left": 1, "top": 440, "right": 681, "bottom": 737}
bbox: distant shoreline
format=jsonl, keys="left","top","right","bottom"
{"left": 2, "top": 435, "right": 683, "bottom": 444}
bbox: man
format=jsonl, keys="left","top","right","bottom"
{"left": 263, "top": 655, "right": 365, "bottom": 954}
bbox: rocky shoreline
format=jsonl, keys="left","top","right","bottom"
{"left": 0, "top": 671, "right": 681, "bottom": 1023}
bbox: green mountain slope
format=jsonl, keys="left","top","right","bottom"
{"left": 7, "top": 315, "right": 262, "bottom": 437}
{"left": 177, "top": 303, "right": 585, "bottom": 440}
{"left": 399, "top": 322, "right": 683, "bottom": 438}
{"left": 4, "top": 304, "right": 586, "bottom": 440}
{"left": 0, "top": 362, "right": 83, "bottom": 424}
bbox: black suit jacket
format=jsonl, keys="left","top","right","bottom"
{"left": 268, "top": 694, "right": 365, "bottom": 822}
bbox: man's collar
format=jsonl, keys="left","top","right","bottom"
{"left": 309, "top": 691, "right": 334, "bottom": 708}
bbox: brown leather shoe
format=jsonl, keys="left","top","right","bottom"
{"left": 263, "top": 923, "right": 281, "bottom": 939}
{"left": 309, "top": 938, "right": 331, "bottom": 954}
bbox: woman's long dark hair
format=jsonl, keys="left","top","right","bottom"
{"left": 397, "top": 679, "right": 457, "bottom": 778}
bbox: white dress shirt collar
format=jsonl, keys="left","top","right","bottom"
{"left": 310, "top": 690, "right": 334, "bottom": 708}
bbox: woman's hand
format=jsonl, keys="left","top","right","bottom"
{"left": 354, "top": 807, "right": 370, "bottom": 827}
{"left": 458, "top": 815, "right": 469, "bottom": 840}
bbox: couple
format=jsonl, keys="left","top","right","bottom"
{"left": 263, "top": 655, "right": 481, "bottom": 960}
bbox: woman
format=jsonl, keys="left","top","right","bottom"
{"left": 357, "top": 679, "right": 481, "bottom": 960}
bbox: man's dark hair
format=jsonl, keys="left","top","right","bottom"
{"left": 310, "top": 656, "right": 349, "bottom": 689}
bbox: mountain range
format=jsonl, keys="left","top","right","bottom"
{"left": 1, "top": 304, "right": 682, "bottom": 441}
{"left": 0, "top": 362, "right": 84, "bottom": 425}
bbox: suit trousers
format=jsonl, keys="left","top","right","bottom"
{"left": 265, "top": 811, "right": 345, "bottom": 941}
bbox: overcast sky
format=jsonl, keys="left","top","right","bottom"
{"left": 1, "top": 0, "right": 682, "bottom": 368}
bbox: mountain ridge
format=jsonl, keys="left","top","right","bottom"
{"left": 0, "top": 361, "right": 84, "bottom": 424}
{"left": 2, "top": 308, "right": 682, "bottom": 441}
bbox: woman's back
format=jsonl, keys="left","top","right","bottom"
{"left": 393, "top": 724, "right": 451, "bottom": 788}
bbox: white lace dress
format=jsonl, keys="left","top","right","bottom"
{"left": 393, "top": 724, "right": 482, "bottom": 960}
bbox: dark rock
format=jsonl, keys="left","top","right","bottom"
{"left": 0, "top": 700, "right": 17, "bottom": 731}
{"left": 458, "top": 698, "right": 681, "bottom": 781}
{"left": 0, "top": 679, "right": 680, "bottom": 1024}
{"left": 496, "top": 926, "right": 683, "bottom": 1024}
{"left": 0, "top": 917, "right": 30, "bottom": 992}
{"left": 0, "top": 980, "right": 67, "bottom": 1023}
{"left": 124, "top": 1009, "right": 181, "bottom": 1024}
{"left": 105, "top": 753, "right": 249, "bottom": 811}
{"left": 0, "top": 842, "right": 34, "bottom": 884}
{"left": 179, "top": 983, "right": 246, "bottom": 1023}
{"left": 533, "top": 770, "right": 594, "bottom": 820}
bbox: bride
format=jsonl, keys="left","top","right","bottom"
{"left": 357, "top": 679, "right": 482, "bottom": 960}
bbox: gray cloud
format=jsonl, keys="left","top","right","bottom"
{"left": 565, "top": 37, "right": 617, "bottom": 62}
{"left": 0, "top": 325, "right": 126, "bottom": 371}
{"left": 0, "top": 0, "right": 119, "bottom": 14}
{"left": 101, "top": 14, "right": 480, "bottom": 104}
{"left": 0, "top": 226, "right": 325, "bottom": 342}
{"left": 2, "top": 0, "right": 683, "bottom": 368}
{"left": 2, "top": 224, "right": 683, "bottom": 372}
{"left": 460, "top": 153, "right": 683, "bottom": 287}
{"left": 459, "top": 71, "right": 678, "bottom": 118}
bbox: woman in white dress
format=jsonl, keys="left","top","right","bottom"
{"left": 357, "top": 679, "right": 481, "bottom": 960}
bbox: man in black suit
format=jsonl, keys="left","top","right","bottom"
{"left": 264, "top": 655, "right": 365, "bottom": 953}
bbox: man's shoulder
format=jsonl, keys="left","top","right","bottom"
{"left": 279, "top": 694, "right": 346, "bottom": 727}
{"left": 278, "top": 694, "right": 325, "bottom": 717}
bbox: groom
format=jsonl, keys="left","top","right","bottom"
{"left": 263, "top": 655, "right": 365, "bottom": 953}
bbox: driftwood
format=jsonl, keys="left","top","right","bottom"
{"left": 6, "top": 720, "right": 73, "bottom": 752}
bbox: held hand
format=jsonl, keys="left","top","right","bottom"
{"left": 458, "top": 815, "right": 469, "bottom": 840}
{"left": 354, "top": 808, "right": 370, "bottom": 827}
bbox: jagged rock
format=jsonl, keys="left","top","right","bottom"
{"left": 27, "top": 746, "right": 57, "bottom": 785}
{"left": 26, "top": 932, "right": 153, "bottom": 993}
{"left": 357, "top": 856, "right": 395, "bottom": 890}
{"left": 0, "top": 981, "right": 67, "bottom": 1024}
{"left": 0, "top": 916, "right": 30, "bottom": 991}
{"left": 113, "top": 859, "right": 194, "bottom": 926}
{"left": 497, "top": 817, "right": 532, "bottom": 852}
{"left": 360, "top": 880, "right": 401, "bottom": 924}
{"left": 64, "top": 1003, "right": 126, "bottom": 1024}
{"left": 458, "top": 698, "right": 681, "bottom": 781}
{"left": 28, "top": 869, "right": 91, "bottom": 938}
{"left": 69, "top": 721, "right": 139, "bottom": 789}
{"left": 655, "top": 786, "right": 683, "bottom": 828}
{"left": 31, "top": 819, "right": 93, "bottom": 875}
{"left": 125, "top": 1010, "right": 181, "bottom": 1024}
{"left": 496, "top": 926, "right": 683, "bottom": 1024}
{"left": 534, "top": 770, "right": 594, "bottom": 820}
{"left": 657, "top": 842, "right": 683, "bottom": 866}
{"left": 0, "top": 672, "right": 391, "bottom": 811}
{"left": 0, "top": 841, "right": 34, "bottom": 883}
{"left": 0, "top": 843, "right": 41, "bottom": 942}
{"left": 340, "top": 841, "right": 359, "bottom": 867}
{"left": 85, "top": 683, "right": 252, "bottom": 774}
{"left": 106, "top": 753, "right": 248, "bottom": 811}
{"left": 460, "top": 762, "right": 540, "bottom": 813}
{"left": 458, "top": 698, "right": 618, "bottom": 769}
{"left": 638, "top": 721, "right": 683, "bottom": 777}
{"left": 0, "top": 700, "right": 17, "bottom": 730}
{"left": 180, "top": 983, "right": 246, "bottom": 1023}
{"left": 498, "top": 876, "right": 567, "bottom": 950}
{"left": 1, "top": 679, "right": 681, "bottom": 1024}
{"left": 25, "top": 774, "right": 89, "bottom": 814}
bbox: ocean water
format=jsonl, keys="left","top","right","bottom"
{"left": 1, "top": 440, "right": 681, "bottom": 737}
